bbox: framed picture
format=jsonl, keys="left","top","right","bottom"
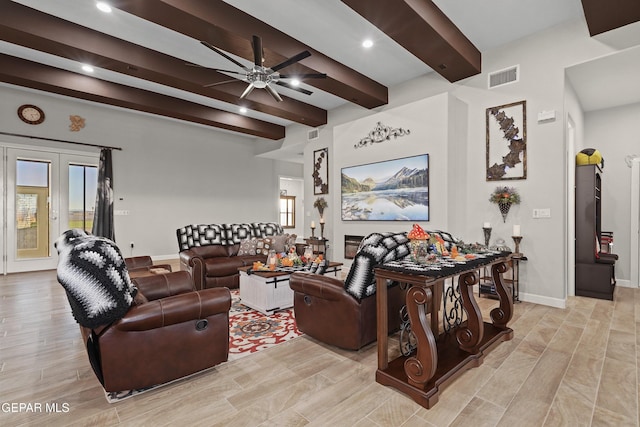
{"left": 341, "top": 154, "right": 429, "bottom": 221}
{"left": 313, "top": 148, "right": 329, "bottom": 194}
{"left": 486, "top": 100, "right": 527, "bottom": 181}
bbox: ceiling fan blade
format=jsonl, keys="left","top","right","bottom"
{"left": 252, "top": 35, "right": 263, "bottom": 66}
{"left": 278, "top": 73, "right": 327, "bottom": 79}
{"left": 265, "top": 84, "right": 283, "bottom": 102}
{"left": 186, "top": 63, "right": 246, "bottom": 75}
{"left": 270, "top": 51, "right": 311, "bottom": 72}
{"left": 201, "top": 41, "right": 250, "bottom": 71}
{"left": 203, "top": 79, "right": 241, "bottom": 88}
{"left": 239, "top": 83, "right": 256, "bottom": 99}
{"left": 275, "top": 81, "right": 313, "bottom": 96}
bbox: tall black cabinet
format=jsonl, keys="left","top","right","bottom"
{"left": 575, "top": 164, "right": 617, "bottom": 300}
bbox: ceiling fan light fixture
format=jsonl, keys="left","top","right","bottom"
{"left": 290, "top": 79, "right": 301, "bottom": 86}
{"left": 96, "top": 2, "right": 112, "bottom": 13}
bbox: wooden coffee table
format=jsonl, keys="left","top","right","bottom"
{"left": 238, "top": 262, "right": 342, "bottom": 315}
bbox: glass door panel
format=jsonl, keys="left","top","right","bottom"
{"left": 6, "top": 149, "right": 59, "bottom": 272}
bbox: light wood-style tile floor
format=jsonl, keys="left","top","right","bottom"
{"left": 1, "top": 263, "right": 637, "bottom": 426}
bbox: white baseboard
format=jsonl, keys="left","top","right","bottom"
{"left": 151, "top": 254, "right": 180, "bottom": 261}
{"left": 518, "top": 292, "right": 566, "bottom": 309}
{"left": 616, "top": 279, "right": 635, "bottom": 288}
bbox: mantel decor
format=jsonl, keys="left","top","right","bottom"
{"left": 490, "top": 186, "right": 521, "bottom": 222}
{"left": 354, "top": 121, "right": 411, "bottom": 149}
{"left": 312, "top": 148, "right": 329, "bottom": 195}
{"left": 486, "top": 100, "right": 527, "bottom": 181}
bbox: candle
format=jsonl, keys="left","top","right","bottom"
{"left": 311, "top": 221, "right": 316, "bottom": 228}
{"left": 513, "top": 225, "right": 521, "bottom": 236}
{"left": 483, "top": 222, "right": 491, "bottom": 228}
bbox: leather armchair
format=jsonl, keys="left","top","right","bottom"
{"left": 289, "top": 272, "right": 408, "bottom": 350}
{"left": 125, "top": 255, "right": 173, "bottom": 278}
{"left": 80, "top": 271, "right": 231, "bottom": 392}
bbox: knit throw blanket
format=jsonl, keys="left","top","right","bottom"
{"left": 344, "top": 232, "right": 411, "bottom": 300}
{"left": 55, "top": 229, "right": 136, "bottom": 329}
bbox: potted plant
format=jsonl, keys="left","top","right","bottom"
{"left": 489, "top": 186, "right": 521, "bottom": 222}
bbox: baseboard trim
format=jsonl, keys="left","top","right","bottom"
{"left": 616, "top": 279, "right": 634, "bottom": 288}
{"left": 519, "top": 292, "right": 566, "bottom": 309}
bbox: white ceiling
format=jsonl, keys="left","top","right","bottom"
{"left": 3, "top": 0, "right": 638, "bottom": 131}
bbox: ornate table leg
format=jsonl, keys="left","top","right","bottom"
{"left": 490, "top": 261, "right": 513, "bottom": 328}
{"left": 404, "top": 286, "right": 438, "bottom": 389}
{"left": 456, "top": 270, "right": 483, "bottom": 353}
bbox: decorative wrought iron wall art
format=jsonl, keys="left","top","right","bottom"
{"left": 354, "top": 121, "right": 411, "bottom": 149}
{"left": 312, "top": 147, "right": 329, "bottom": 195}
{"left": 486, "top": 100, "right": 527, "bottom": 181}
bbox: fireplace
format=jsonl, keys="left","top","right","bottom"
{"left": 344, "top": 235, "right": 364, "bottom": 259}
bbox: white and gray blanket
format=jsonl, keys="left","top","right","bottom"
{"left": 55, "top": 229, "right": 136, "bottom": 329}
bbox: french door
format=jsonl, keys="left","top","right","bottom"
{"left": 3, "top": 147, "right": 97, "bottom": 273}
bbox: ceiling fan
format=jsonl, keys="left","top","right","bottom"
{"left": 188, "top": 35, "right": 326, "bottom": 102}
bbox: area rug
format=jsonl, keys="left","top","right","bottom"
{"left": 105, "top": 290, "right": 301, "bottom": 403}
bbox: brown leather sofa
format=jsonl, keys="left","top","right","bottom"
{"left": 177, "top": 222, "right": 292, "bottom": 290}
{"left": 289, "top": 272, "right": 408, "bottom": 350}
{"left": 81, "top": 271, "right": 231, "bottom": 392}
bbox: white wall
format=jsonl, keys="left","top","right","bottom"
{"left": 0, "top": 83, "right": 297, "bottom": 259}
{"left": 288, "top": 17, "right": 627, "bottom": 307}
{"left": 584, "top": 102, "right": 640, "bottom": 284}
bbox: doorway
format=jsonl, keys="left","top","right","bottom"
{"left": 2, "top": 146, "right": 97, "bottom": 273}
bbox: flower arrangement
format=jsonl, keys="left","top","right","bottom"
{"left": 313, "top": 197, "right": 328, "bottom": 216}
{"left": 489, "top": 186, "right": 521, "bottom": 205}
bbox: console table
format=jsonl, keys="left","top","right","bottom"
{"left": 374, "top": 252, "right": 513, "bottom": 409}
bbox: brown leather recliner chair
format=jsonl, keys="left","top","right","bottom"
{"left": 81, "top": 271, "right": 231, "bottom": 392}
{"left": 289, "top": 272, "right": 408, "bottom": 350}
{"left": 125, "top": 255, "right": 173, "bottom": 278}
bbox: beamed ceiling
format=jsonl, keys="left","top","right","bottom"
{"left": 1, "top": 0, "right": 638, "bottom": 143}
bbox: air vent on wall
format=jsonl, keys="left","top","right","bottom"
{"left": 488, "top": 65, "right": 519, "bottom": 89}
{"left": 308, "top": 128, "right": 319, "bottom": 141}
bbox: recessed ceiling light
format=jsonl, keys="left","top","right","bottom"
{"left": 96, "top": 2, "right": 112, "bottom": 13}
{"left": 82, "top": 64, "right": 95, "bottom": 73}
{"left": 239, "top": 107, "right": 248, "bottom": 114}
{"left": 290, "top": 79, "right": 300, "bottom": 87}
{"left": 362, "top": 39, "right": 374, "bottom": 48}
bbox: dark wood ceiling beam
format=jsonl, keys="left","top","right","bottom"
{"left": 111, "top": 0, "right": 389, "bottom": 108}
{"left": 0, "top": 54, "right": 285, "bottom": 140}
{"left": 581, "top": 0, "right": 640, "bottom": 36}
{"left": 341, "top": 0, "right": 481, "bottom": 82}
{"left": 0, "top": 1, "right": 325, "bottom": 128}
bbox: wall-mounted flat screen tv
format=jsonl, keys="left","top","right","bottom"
{"left": 341, "top": 154, "right": 429, "bottom": 221}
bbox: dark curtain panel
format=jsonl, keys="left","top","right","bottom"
{"left": 92, "top": 148, "right": 115, "bottom": 241}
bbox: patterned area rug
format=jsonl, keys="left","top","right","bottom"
{"left": 105, "top": 290, "right": 301, "bottom": 403}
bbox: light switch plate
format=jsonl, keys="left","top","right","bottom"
{"left": 533, "top": 208, "right": 551, "bottom": 218}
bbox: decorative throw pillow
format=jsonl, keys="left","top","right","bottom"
{"left": 255, "top": 237, "right": 273, "bottom": 255}
{"left": 238, "top": 238, "right": 258, "bottom": 256}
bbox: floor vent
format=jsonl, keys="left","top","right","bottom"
{"left": 308, "top": 128, "right": 319, "bottom": 141}
{"left": 488, "top": 65, "right": 519, "bottom": 89}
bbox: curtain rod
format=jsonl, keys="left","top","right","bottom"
{"left": 0, "top": 131, "right": 122, "bottom": 151}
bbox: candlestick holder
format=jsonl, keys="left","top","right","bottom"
{"left": 483, "top": 227, "right": 492, "bottom": 248}
{"left": 320, "top": 222, "right": 325, "bottom": 239}
{"left": 512, "top": 236, "right": 522, "bottom": 256}
{"left": 311, "top": 226, "right": 316, "bottom": 238}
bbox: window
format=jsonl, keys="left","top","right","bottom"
{"left": 68, "top": 164, "right": 98, "bottom": 232}
{"left": 279, "top": 195, "right": 295, "bottom": 228}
